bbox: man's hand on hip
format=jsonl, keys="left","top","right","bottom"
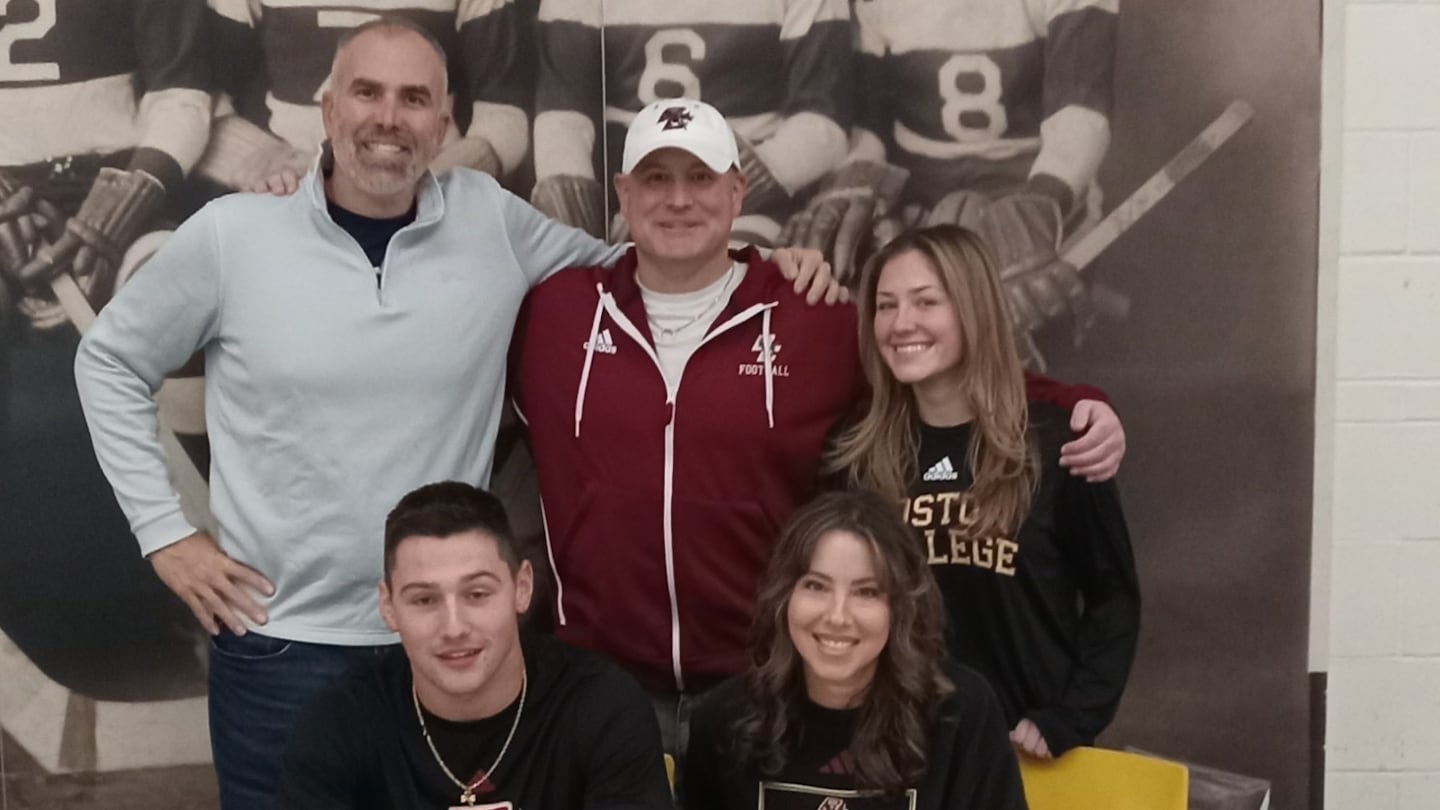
{"left": 150, "top": 532, "right": 275, "bottom": 636}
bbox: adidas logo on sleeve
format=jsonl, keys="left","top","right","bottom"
{"left": 582, "top": 328, "right": 618, "bottom": 355}
{"left": 922, "top": 456, "right": 959, "bottom": 482}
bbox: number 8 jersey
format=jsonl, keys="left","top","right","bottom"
{"left": 853, "top": 0, "right": 1116, "bottom": 213}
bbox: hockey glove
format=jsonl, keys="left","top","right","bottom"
{"left": 0, "top": 171, "right": 41, "bottom": 286}
{"left": 19, "top": 167, "right": 165, "bottom": 307}
{"left": 779, "top": 161, "right": 909, "bottom": 284}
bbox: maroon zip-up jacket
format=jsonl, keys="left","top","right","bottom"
{"left": 514, "top": 247, "right": 862, "bottom": 692}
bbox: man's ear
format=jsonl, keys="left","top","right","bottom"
{"left": 613, "top": 173, "right": 632, "bottom": 218}
{"left": 378, "top": 580, "right": 399, "bottom": 632}
{"left": 513, "top": 560, "right": 535, "bottom": 615}
{"left": 730, "top": 170, "right": 748, "bottom": 218}
{"left": 435, "top": 95, "right": 454, "bottom": 148}
{"left": 320, "top": 90, "right": 337, "bottom": 136}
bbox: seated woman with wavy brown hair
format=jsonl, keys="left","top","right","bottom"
{"left": 683, "top": 489, "right": 1026, "bottom": 810}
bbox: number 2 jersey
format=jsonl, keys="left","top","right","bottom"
{"left": 0, "top": 0, "right": 210, "bottom": 190}
{"left": 853, "top": 0, "right": 1116, "bottom": 211}
{"left": 903, "top": 399, "right": 1139, "bottom": 756}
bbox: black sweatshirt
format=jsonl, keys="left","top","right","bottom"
{"left": 684, "top": 667, "right": 1027, "bottom": 810}
{"left": 277, "top": 632, "right": 673, "bottom": 810}
{"left": 903, "top": 400, "right": 1140, "bottom": 756}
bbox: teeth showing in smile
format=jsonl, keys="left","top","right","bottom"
{"left": 893, "top": 343, "right": 929, "bottom": 353}
{"left": 815, "top": 635, "right": 857, "bottom": 651}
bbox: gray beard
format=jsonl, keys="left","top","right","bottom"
{"left": 335, "top": 143, "right": 425, "bottom": 198}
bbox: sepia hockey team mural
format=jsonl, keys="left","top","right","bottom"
{"left": 1, "top": 0, "right": 1318, "bottom": 807}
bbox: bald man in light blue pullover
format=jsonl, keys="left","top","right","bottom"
{"left": 72, "top": 19, "right": 624, "bottom": 809}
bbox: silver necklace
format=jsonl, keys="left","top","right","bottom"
{"left": 412, "top": 669, "right": 527, "bottom": 806}
{"left": 648, "top": 265, "right": 737, "bottom": 343}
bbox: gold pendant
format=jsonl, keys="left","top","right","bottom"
{"left": 461, "top": 787, "right": 476, "bottom": 806}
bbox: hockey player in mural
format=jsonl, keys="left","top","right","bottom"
{"left": 784, "top": 0, "right": 1117, "bottom": 367}
{"left": 0, "top": 0, "right": 215, "bottom": 768}
{"left": 200, "top": 0, "right": 535, "bottom": 189}
{"left": 530, "top": 0, "right": 851, "bottom": 245}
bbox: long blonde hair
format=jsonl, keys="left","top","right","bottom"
{"left": 828, "top": 224, "right": 1036, "bottom": 537}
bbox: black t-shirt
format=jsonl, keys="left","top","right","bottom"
{"left": 277, "top": 632, "right": 673, "bottom": 810}
{"left": 903, "top": 400, "right": 1140, "bottom": 756}
{"left": 327, "top": 199, "right": 417, "bottom": 269}
{"left": 683, "top": 667, "right": 1027, "bottom": 810}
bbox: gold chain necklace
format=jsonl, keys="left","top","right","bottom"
{"left": 411, "top": 669, "right": 527, "bottom": 807}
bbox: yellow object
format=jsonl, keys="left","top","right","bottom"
{"left": 1019, "top": 746, "right": 1189, "bottom": 810}
{"left": 665, "top": 753, "right": 676, "bottom": 793}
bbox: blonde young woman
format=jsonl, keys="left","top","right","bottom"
{"left": 830, "top": 224, "right": 1140, "bottom": 759}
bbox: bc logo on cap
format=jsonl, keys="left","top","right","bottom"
{"left": 659, "top": 106, "right": 694, "bottom": 131}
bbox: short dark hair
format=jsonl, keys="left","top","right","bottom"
{"left": 383, "top": 482, "right": 519, "bottom": 581}
{"left": 331, "top": 15, "right": 449, "bottom": 92}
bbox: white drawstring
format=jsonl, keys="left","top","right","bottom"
{"left": 761, "top": 307, "right": 775, "bottom": 429}
{"left": 575, "top": 285, "right": 606, "bottom": 437}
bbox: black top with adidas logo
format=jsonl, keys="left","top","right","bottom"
{"left": 903, "top": 400, "right": 1139, "bottom": 758}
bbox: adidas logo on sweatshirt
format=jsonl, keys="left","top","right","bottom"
{"left": 582, "top": 328, "right": 618, "bottom": 355}
{"left": 922, "top": 456, "right": 959, "bottom": 482}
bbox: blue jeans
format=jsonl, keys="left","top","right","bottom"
{"left": 208, "top": 630, "right": 393, "bottom": 810}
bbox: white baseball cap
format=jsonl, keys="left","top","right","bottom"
{"left": 622, "top": 98, "right": 739, "bottom": 174}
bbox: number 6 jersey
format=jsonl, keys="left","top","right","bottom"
{"left": 533, "top": 0, "right": 853, "bottom": 233}
{"left": 853, "top": 0, "right": 1116, "bottom": 212}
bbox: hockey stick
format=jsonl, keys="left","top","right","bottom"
{"left": 1063, "top": 99, "right": 1256, "bottom": 271}
{"left": 51, "top": 273, "right": 212, "bottom": 509}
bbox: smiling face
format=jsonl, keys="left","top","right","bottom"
{"left": 379, "top": 530, "right": 533, "bottom": 721}
{"left": 787, "top": 530, "right": 892, "bottom": 709}
{"left": 614, "top": 148, "right": 746, "bottom": 287}
{"left": 873, "top": 249, "right": 967, "bottom": 401}
{"left": 321, "top": 26, "right": 451, "bottom": 217}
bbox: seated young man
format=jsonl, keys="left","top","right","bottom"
{"left": 277, "top": 482, "right": 673, "bottom": 809}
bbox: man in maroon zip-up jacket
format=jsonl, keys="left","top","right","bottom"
{"left": 511, "top": 98, "right": 1122, "bottom": 761}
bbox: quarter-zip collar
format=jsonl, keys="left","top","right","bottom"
{"left": 302, "top": 144, "right": 447, "bottom": 229}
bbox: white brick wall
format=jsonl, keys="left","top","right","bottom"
{"left": 1324, "top": 1, "right": 1440, "bottom": 806}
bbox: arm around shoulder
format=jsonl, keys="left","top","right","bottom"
{"left": 492, "top": 180, "right": 624, "bottom": 287}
